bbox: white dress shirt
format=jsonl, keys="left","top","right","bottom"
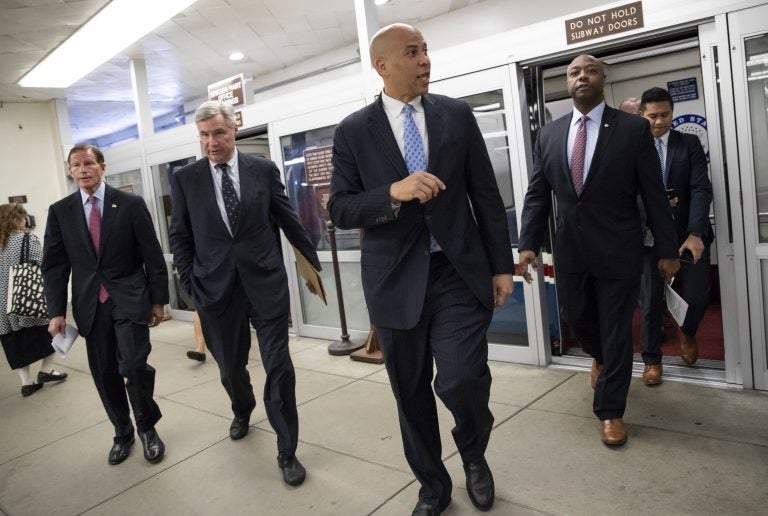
{"left": 567, "top": 101, "right": 605, "bottom": 182}
{"left": 208, "top": 149, "right": 241, "bottom": 235}
{"left": 79, "top": 181, "right": 107, "bottom": 231}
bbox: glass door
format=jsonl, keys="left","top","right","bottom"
{"left": 430, "top": 66, "right": 546, "bottom": 365}
{"left": 729, "top": 4, "right": 768, "bottom": 390}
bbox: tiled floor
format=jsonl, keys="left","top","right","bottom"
{"left": 1, "top": 319, "right": 767, "bottom": 515}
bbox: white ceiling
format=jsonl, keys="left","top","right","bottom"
{"left": 0, "top": 0, "right": 483, "bottom": 140}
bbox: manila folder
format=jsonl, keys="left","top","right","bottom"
{"left": 293, "top": 246, "right": 327, "bottom": 305}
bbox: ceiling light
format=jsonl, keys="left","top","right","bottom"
{"left": 375, "top": 0, "right": 391, "bottom": 5}
{"left": 19, "top": 0, "right": 199, "bottom": 88}
{"left": 229, "top": 52, "right": 245, "bottom": 61}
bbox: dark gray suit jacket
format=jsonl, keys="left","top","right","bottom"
{"left": 43, "top": 184, "right": 169, "bottom": 336}
{"left": 169, "top": 153, "right": 320, "bottom": 319}
{"left": 329, "top": 93, "right": 514, "bottom": 330}
{"left": 519, "top": 105, "right": 678, "bottom": 278}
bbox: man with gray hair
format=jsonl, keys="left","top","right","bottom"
{"left": 169, "top": 101, "right": 321, "bottom": 486}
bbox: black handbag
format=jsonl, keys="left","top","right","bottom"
{"left": 6, "top": 233, "right": 48, "bottom": 321}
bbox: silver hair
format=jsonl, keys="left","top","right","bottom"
{"left": 194, "top": 101, "right": 237, "bottom": 127}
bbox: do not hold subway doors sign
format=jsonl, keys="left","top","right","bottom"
{"left": 565, "top": 2, "right": 644, "bottom": 45}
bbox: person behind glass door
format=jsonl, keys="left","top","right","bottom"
{"left": 43, "top": 144, "right": 169, "bottom": 466}
{"left": 169, "top": 100, "right": 322, "bottom": 487}
{"left": 638, "top": 86, "right": 713, "bottom": 385}
{"left": 518, "top": 55, "right": 680, "bottom": 447}
{"left": 329, "top": 23, "right": 515, "bottom": 516}
{"left": 619, "top": 96, "right": 641, "bottom": 115}
{"left": 0, "top": 203, "right": 68, "bottom": 397}
{"left": 186, "top": 311, "right": 206, "bottom": 362}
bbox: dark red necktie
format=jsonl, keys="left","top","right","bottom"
{"left": 88, "top": 195, "right": 109, "bottom": 303}
{"left": 570, "top": 115, "right": 588, "bottom": 196}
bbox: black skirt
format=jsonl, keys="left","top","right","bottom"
{"left": 1, "top": 325, "right": 54, "bottom": 370}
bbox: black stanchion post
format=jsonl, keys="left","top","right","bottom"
{"left": 326, "top": 221, "right": 364, "bottom": 356}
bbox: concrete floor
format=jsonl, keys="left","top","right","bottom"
{"left": 1, "top": 319, "right": 767, "bottom": 516}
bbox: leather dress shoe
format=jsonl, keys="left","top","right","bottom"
{"left": 277, "top": 452, "right": 306, "bottom": 486}
{"left": 412, "top": 500, "right": 448, "bottom": 516}
{"left": 186, "top": 350, "right": 206, "bottom": 362}
{"left": 37, "top": 370, "right": 68, "bottom": 383}
{"left": 642, "top": 364, "right": 663, "bottom": 386}
{"left": 138, "top": 428, "right": 165, "bottom": 464}
{"left": 108, "top": 436, "right": 135, "bottom": 465}
{"left": 678, "top": 329, "right": 699, "bottom": 366}
{"left": 21, "top": 383, "right": 43, "bottom": 397}
{"left": 464, "top": 458, "right": 494, "bottom": 511}
{"left": 590, "top": 360, "right": 604, "bottom": 390}
{"left": 229, "top": 416, "right": 250, "bottom": 440}
{"left": 601, "top": 418, "right": 627, "bottom": 447}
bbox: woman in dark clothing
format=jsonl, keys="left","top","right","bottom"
{"left": 0, "top": 203, "right": 67, "bottom": 396}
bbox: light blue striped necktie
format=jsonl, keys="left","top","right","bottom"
{"left": 403, "top": 104, "right": 426, "bottom": 173}
{"left": 655, "top": 138, "right": 666, "bottom": 186}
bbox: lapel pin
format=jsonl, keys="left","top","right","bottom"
{"left": 604, "top": 123, "right": 610, "bottom": 127}
{"left": 112, "top": 204, "right": 117, "bottom": 208}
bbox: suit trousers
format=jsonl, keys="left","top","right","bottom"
{"left": 557, "top": 272, "right": 639, "bottom": 420}
{"left": 376, "top": 252, "right": 494, "bottom": 508}
{"left": 197, "top": 282, "right": 299, "bottom": 455}
{"left": 640, "top": 245, "right": 712, "bottom": 364}
{"left": 84, "top": 298, "right": 161, "bottom": 442}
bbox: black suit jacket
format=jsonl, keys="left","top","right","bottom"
{"left": 43, "top": 185, "right": 169, "bottom": 336}
{"left": 328, "top": 93, "right": 514, "bottom": 330}
{"left": 519, "top": 105, "right": 678, "bottom": 278}
{"left": 665, "top": 129, "right": 713, "bottom": 246}
{"left": 169, "top": 153, "right": 320, "bottom": 318}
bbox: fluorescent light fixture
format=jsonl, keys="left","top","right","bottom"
{"left": 375, "top": 0, "right": 391, "bottom": 5}
{"left": 229, "top": 51, "right": 245, "bottom": 61}
{"left": 473, "top": 102, "right": 501, "bottom": 112}
{"left": 19, "top": 0, "right": 199, "bottom": 88}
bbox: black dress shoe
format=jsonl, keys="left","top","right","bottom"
{"left": 21, "top": 383, "right": 43, "bottom": 397}
{"left": 138, "top": 428, "right": 165, "bottom": 464}
{"left": 411, "top": 499, "right": 450, "bottom": 516}
{"left": 108, "top": 437, "right": 135, "bottom": 465}
{"left": 186, "top": 351, "right": 206, "bottom": 362}
{"left": 464, "top": 458, "right": 495, "bottom": 511}
{"left": 277, "top": 452, "right": 306, "bottom": 486}
{"left": 229, "top": 416, "right": 249, "bottom": 440}
{"left": 37, "top": 370, "right": 68, "bottom": 383}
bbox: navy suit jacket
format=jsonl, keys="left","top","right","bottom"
{"left": 169, "top": 153, "right": 320, "bottom": 318}
{"left": 43, "top": 185, "right": 169, "bottom": 336}
{"left": 665, "top": 129, "right": 713, "bottom": 246}
{"left": 519, "top": 105, "right": 678, "bottom": 278}
{"left": 329, "top": 93, "right": 515, "bottom": 330}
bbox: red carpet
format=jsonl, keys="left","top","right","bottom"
{"left": 631, "top": 303, "right": 724, "bottom": 361}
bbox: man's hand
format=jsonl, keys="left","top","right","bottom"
{"left": 657, "top": 258, "right": 681, "bottom": 283}
{"left": 389, "top": 172, "right": 446, "bottom": 204}
{"left": 669, "top": 196, "right": 679, "bottom": 208}
{"left": 149, "top": 304, "right": 165, "bottom": 327}
{"left": 518, "top": 250, "right": 537, "bottom": 284}
{"left": 48, "top": 316, "right": 67, "bottom": 337}
{"left": 492, "top": 274, "right": 515, "bottom": 307}
{"left": 306, "top": 280, "right": 318, "bottom": 295}
{"left": 679, "top": 234, "right": 705, "bottom": 263}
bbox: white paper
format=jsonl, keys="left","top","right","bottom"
{"left": 51, "top": 324, "right": 79, "bottom": 358}
{"left": 665, "top": 283, "right": 689, "bottom": 326}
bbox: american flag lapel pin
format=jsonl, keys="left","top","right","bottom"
{"left": 112, "top": 204, "right": 117, "bottom": 208}
{"left": 604, "top": 123, "right": 609, "bottom": 127}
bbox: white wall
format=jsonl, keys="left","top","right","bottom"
{"left": 0, "top": 101, "right": 67, "bottom": 241}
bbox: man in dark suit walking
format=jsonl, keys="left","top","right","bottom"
{"left": 169, "top": 101, "right": 321, "bottom": 487}
{"left": 43, "top": 144, "right": 169, "bottom": 465}
{"left": 329, "top": 23, "right": 514, "bottom": 516}
{"left": 638, "top": 87, "right": 713, "bottom": 385}
{"left": 518, "top": 55, "right": 680, "bottom": 446}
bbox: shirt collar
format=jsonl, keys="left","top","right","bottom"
{"left": 79, "top": 181, "right": 106, "bottom": 206}
{"left": 381, "top": 91, "right": 424, "bottom": 117}
{"left": 571, "top": 101, "right": 606, "bottom": 126}
{"left": 209, "top": 149, "right": 238, "bottom": 174}
{"left": 656, "top": 130, "right": 671, "bottom": 147}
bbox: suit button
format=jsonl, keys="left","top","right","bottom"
{"left": 424, "top": 250, "right": 430, "bottom": 256}
{"left": 425, "top": 215, "right": 432, "bottom": 221}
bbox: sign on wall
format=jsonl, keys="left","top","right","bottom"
{"left": 565, "top": 1, "right": 644, "bottom": 45}
{"left": 667, "top": 77, "right": 699, "bottom": 102}
{"left": 303, "top": 145, "right": 334, "bottom": 218}
{"left": 208, "top": 74, "right": 245, "bottom": 108}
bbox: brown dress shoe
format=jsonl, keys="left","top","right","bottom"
{"left": 642, "top": 364, "right": 663, "bottom": 386}
{"left": 678, "top": 329, "right": 699, "bottom": 366}
{"left": 590, "top": 360, "right": 604, "bottom": 389}
{"left": 601, "top": 418, "right": 627, "bottom": 446}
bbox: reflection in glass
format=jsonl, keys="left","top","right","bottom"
{"left": 107, "top": 169, "right": 143, "bottom": 198}
{"left": 151, "top": 156, "right": 196, "bottom": 311}
{"left": 280, "top": 126, "right": 360, "bottom": 251}
{"left": 745, "top": 35, "right": 768, "bottom": 242}
{"left": 460, "top": 91, "right": 530, "bottom": 347}
{"left": 297, "top": 262, "right": 369, "bottom": 331}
